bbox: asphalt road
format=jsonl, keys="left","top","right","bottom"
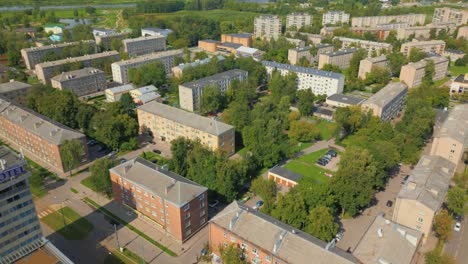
{"left": 444, "top": 215, "right": 468, "bottom": 264}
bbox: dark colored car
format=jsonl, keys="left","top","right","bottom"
{"left": 327, "top": 150, "right": 337, "bottom": 157}
{"left": 401, "top": 175, "right": 410, "bottom": 184}
{"left": 386, "top": 200, "right": 393, "bottom": 207}
{"left": 153, "top": 149, "right": 162, "bottom": 154}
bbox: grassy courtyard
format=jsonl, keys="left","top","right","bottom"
{"left": 104, "top": 249, "right": 148, "bottom": 264}
{"left": 41, "top": 206, "right": 94, "bottom": 240}
{"left": 449, "top": 65, "right": 468, "bottom": 77}
{"left": 283, "top": 149, "right": 333, "bottom": 184}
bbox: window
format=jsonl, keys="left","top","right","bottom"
{"left": 185, "top": 213, "right": 191, "bottom": 219}
{"left": 230, "top": 236, "right": 235, "bottom": 243}
{"left": 417, "top": 217, "right": 423, "bottom": 223}
{"left": 223, "top": 242, "right": 228, "bottom": 248}
{"left": 252, "top": 248, "right": 258, "bottom": 256}
{"left": 200, "top": 201, "right": 205, "bottom": 208}
{"left": 200, "top": 210, "right": 205, "bottom": 217}
{"left": 266, "top": 256, "right": 271, "bottom": 263}
{"left": 241, "top": 243, "right": 248, "bottom": 250}
{"left": 185, "top": 221, "right": 191, "bottom": 228}
{"left": 199, "top": 193, "right": 205, "bottom": 200}
{"left": 200, "top": 218, "right": 206, "bottom": 225}
{"left": 152, "top": 211, "right": 157, "bottom": 217}
{"left": 183, "top": 204, "right": 190, "bottom": 211}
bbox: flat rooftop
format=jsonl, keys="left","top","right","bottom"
{"left": 262, "top": 61, "right": 345, "bottom": 80}
{"left": 51, "top": 67, "right": 104, "bottom": 82}
{"left": 122, "top": 35, "right": 165, "bottom": 44}
{"left": 433, "top": 104, "right": 468, "bottom": 146}
{"left": 363, "top": 82, "right": 407, "bottom": 108}
{"left": 112, "top": 49, "right": 183, "bottom": 66}
{"left": 181, "top": 69, "right": 247, "bottom": 90}
{"left": 22, "top": 40, "right": 95, "bottom": 53}
{"left": 269, "top": 166, "right": 303, "bottom": 182}
{"left": 326, "top": 93, "right": 365, "bottom": 105}
{"left": 323, "top": 48, "right": 358, "bottom": 57}
{"left": 36, "top": 51, "right": 119, "bottom": 68}
{"left": 335, "top": 37, "right": 392, "bottom": 48}
{"left": 222, "top": 33, "right": 253, "bottom": 38}
{"left": 0, "top": 81, "right": 32, "bottom": 94}
{"left": 0, "top": 146, "right": 26, "bottom": 173}
{"left": 362, "top": 55, "right": 388, "bottom": 63}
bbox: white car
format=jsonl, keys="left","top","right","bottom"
{"left": 454, "top": 222, "right": 461, "bottom": 232}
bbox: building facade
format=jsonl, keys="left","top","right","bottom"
{"left": 0, "top": 81, "right": 32, "bottom": 106}
{"left": 94, "top": 33, "right": 127, "bottom": 51}
{"left": 209, "top": 201, "right": 357, "bottom": 264}
{"left": 110, "top": 158, "right": 208, "bottom": 243}
{"left": 318, "top": 48, "right": 357, "bottom": 69}
{"left": 21, "top": 40, "right": 97, "bottom": 70}
{"left": 396, "top": 23, "right": 456, "bottom": 40}
{"left": 358, "top": 55, "right": 388, "bottom": 79}
{"left": 0, "top": 98, "right": 88, "bottom": 173}
{"left": 286, "top": 12, "right": 312, "bottom": 30}
{"left": 400, "top": 40, "right": 446, "bottom": 57}
{"left": 432, "top": 7, "right": 468, "bottom": 25}
{"left": 0, "top": 146, "right": 44, "bottom": 263}
{"left": 263, "top": 61, "right": 345, "bottom": 96}
{"left": 35, "top": 51, "right": 120, "bottom": 84}
{"left": 254, "top": 15, "right": 282, "bottom": 40}
{"left": 336, "top": 37, "right": 392, "bottom": 57}
{"left": 123, "top": 35, "right": 166, "bottom": 57}
{"left": 322, "top": 11, "right": 350, "bottom": 25}
{"left": 105, "top": 84, "right": 134, "bottom": 102}
{"left": 178, "top": 69, "right": 248, "bottom": 112}
{"left": 457, "top": 26, "right": 468, "bottom": 39}
{"left": 351, "top": 14, "right": 426, "bottom": 27}
{"left": 111, "top": 49, "right": 184, "bottom": 84}
{"left": 51, "top": 67, "right": 106, "bottom": 97}
{"left": 221, "top": 33, "right": 253, "bottom": 47}
{"left": 361, "top": 82, "right": 408, "bottom": 122}
{"left": 450, "top": 74, "right": 468, "bottom": 96}
{"left": 268, "top": 166, "right": 303, "bottom": 188}
{"left": 399, "top": 56, "right": 449, "bottom": 88}
{"left": 137, "top": 102, "right": 235, "bottom": 155}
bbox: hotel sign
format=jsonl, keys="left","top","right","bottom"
{"left": 0, "top": 165, "right": 26, "bottom": 183}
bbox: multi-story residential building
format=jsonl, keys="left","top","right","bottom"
{"left": 137, "top": 102, "right": 235, "bottom": 154}
{"left": 221, "top": 33, "right": 253, "bottom": 47}
{"left": 400, "top": 40, "right": 446, "bottom": 57}
{"left": 0, "top": 98, "right": 88, "bottom": 173}
{"left": 209, "top": 201, "right": 358, "bottom": 264}
{"left": 430, "top": 104, "right": 468, "bottom": 167}
{"left": 179, "top": 69, "right": 248, "bottom": 112}
{"left": 322, "top": 11, "right": 350, "bottom": 25}
{"left": 50, "top": 67, "right": 106, "bottom": 97}
{"left": 351, "top": 14, "right": 426, "bottom": 27}
{"left": 450, "top": 74, "right": 468, "bottom": 96}
{"left": 0, "top": 146, "right": 44, "bottom": 263}
{"left": 354, "top": 215, "right": 422, "bottom": 264}
{"left": 123, "top": 35, "right": 166, "bottom": 57}
{"left": 111, "top": 49, "right": 183, "bottom": 84}
{"left": 263, "top": 61, "right": 345, "bottom": 96}
{"left": 396, "top": 23, "right": 456, "bottom": 40}
{"left": 361, "top": 82, "right": 408, "bottom": 122}
{"left": 109, "top": 157, "right": 208, "bottom": 242}
{"left": 432, "top": 7, "right": 468, "bottom": 25}
{"left": 130, "top": 85, "right": 161, "bottom": 105}
{"left": 393, "top": 155, "right": 455, "bottom": 242}
{"left": 326, "top": 94, "right": 365, "bottom": 108}
{"left": 320, "top": 27, "right": 339, "bottom": 36}
{"left": 94, "top": 32, "right": 127, "bottom": 51}
{"left": 358, "top": 55, "right": 388, "bottom": 79}
{"left": 35, "top": 51, "right": 120, "bottom": 84}
{"left": 297, "top": 33, "right": 324, "bottom": 44}
{"left": 0, "top": 81, "right": 32, "bottom": 105}
{"left": 21, "top": 40, "right": 97, "bottom": 70}
{"left": 172, "top": 56, "right": 225, "bottom": 78}
{"left": 350, "top": 23, "right": 410, "bottom": 41}
{"left": 286, "top": 12, "right": 312, "bottom": 30}
{"left": 268, "top": 166, "right": 304, "bottom": 188}
{"left": 288, "top": 46, "right": 313, "bottom": 65}
{"left": 318, "top": 48, "right": 358, "bottom": 69}
{"left": 336, "top": 37, "right": 392, "bottom": 57}
{"left": 254, "top": 15, "right": 282, "bottom": 40}
{"left": 105, "top": 84, "right": 134, "bottom": 102}
{"left": 285, "top": 38, "right": 306, "bottom": 48}
{"left": 399, "top": 56, "right": 449, "bottom": 88}
{"left": 457, "top": 26, "right": 468, "bottom": 39}
{"left": 141, "top": 28, "right": 174, "bottom": 38}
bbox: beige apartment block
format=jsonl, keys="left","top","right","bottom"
{"left": 286, "top": 12, "right": 312, "bottom": 30}
{"left": 94, "top": 32, "right": 127, "bottom": 51}
{"left": 296, "top": 32, "right": 324, "bottom": 45}
{"left": 51, "top": 67, "right": 106, "bottom": 97}
{"left": 450, "top": 74, "right": 468, "bottom": 96}
{"left": 123, "top": 35, "right": 166, "bottom": 57}
{"left": 399, "top": 56, "right": 449, "bottom": 88}
{"left": 393, "top": 155, "right": 455, "bottom": 242}
{"left": 322, "top": 11, "right": 350, "bottom": 25}
{"left": 35, "top": 51, "right": 120, "bottom": 84}
{"left": 433, "top": 7, "right": 468, "bottom": 25}
{"left": 21, "top": 40, "right": 97, "bottom": 70}
{"left": 318, "top": 48, "right": 357, "bottom": 69}
{"left": 0, "top": 80, "right": 32, "bottom": 105}
{"left": 358, "top": 55, "right": 388, "bottom": 79}
{"left": 105, "top": 84, "right": 134, "bottom": 102}
{"left": 336, "top": 37, "right": 392, "bottom": 57}
{"left": 397, "top": 23, "right": 456, "bottom": 40}
{"left": 254, "top": 15, "right": 282, "bottom": 40}
{"left": 221, "top": 33, "right": 253, "bottom": 47}
{"left": 362, "top": 82, "right": 408, "bottom": 122}
{"left": 285, "top": 38, "right": 306, "bottom": 48}
{"left": 320, "top": 27, "right": 339, "bottom": 36}
{"left": 351, "top": 13, "right": 426, "bottom": 27}
{"left": 288, "top": 44, "right": 334, "bottom": 65}
{"left": 111, "top": 49, "right": 183, "bottom": 84}
{"left": 457, "top": 26, "right": 468, "bottom": 39}
{"left": 137, "top": 101, "right": 235, "bottom": 155}
{"left": 430, "top": 104, "right": 468, "bottom": 166}
{"left": 179, "top": 69, "right": 248, "bottom": 112}
{"left": 400, "top": 40, "right": 446, "bottom": 56}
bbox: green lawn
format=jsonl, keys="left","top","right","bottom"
{"left": 139, "top": 151, "right": 167, "bottom": 165}
{"left": 104, "top": 249, "right": 147, "bottom": 264}
{"left": 449, "top": 65, "right": 468, "bottom": 77}
{"left": 316, "top": 120, "right": 338, "bottom": 140}
{"left": 283, "top": 149, "right": 333, "bottom": 184}
{"left": 291, "top": 142, "right": 313, "bottom": 153}
{"left": 433, "top": 77, "right": 450, "bottom": 88}
{"left": 81, "top": 176, "right": 99, "bottom": 193}
{"left": 41, "top": 206, "right": 94, "bottom": 240}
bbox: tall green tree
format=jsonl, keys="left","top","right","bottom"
{"left": 305, "top": 206, "right": 339, "bottom": 242}
{"left": 296, "top": 89, "right": 315, "bottom": 116}
{"left": 408, "top": 47, "right": 427, "bottom": 63}
{"left": 60, "top": 139, "right": 85, "bottom": 175}
{"left": 89, "top": 158, "right": 116, "bottom": 198}
{"left": 433, "top": 209, "right": 453, "bottom": 242}
{"left": 446, "top": 187, "right": 466, "bottom": 216}
{"left": 288, "top": 120, "right": 320, "bottom": 143}
{"left": 128, "top": 61, "right": 166, "bottom": 87}
{"left": 348, "top": 49, "right": 367, "bottom": 78}
{"left": 251, "top": 177, "right": 277, "bottom": 212}
{"left": 200, "top": 84, "right": 225, "bottom": 115}
{"left": 220, "top": 244, "right": 247, "bottom": 264}
{"left": 271, "top": 192, "right": 308, "bottom": 229}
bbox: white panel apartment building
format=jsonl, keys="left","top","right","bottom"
{"left": 322, "top": 11, "right": 350, "bottom": 25}
{"left": 286, "top": 12, "right": 312, "bottom": 30}
{"left": 123, "top": 35, "right": 166, "bottom": 57}
{"left": 111, "top": 49, "right": 184, "bottom": 84}
{"left": 262, "top": 61, "right": 345, "bottom": 96}
{"left": 254, "top": 15, "right": 282, "bottom": 40}
{"left": 351, "top": 14, "right": 426, "bottom": 27}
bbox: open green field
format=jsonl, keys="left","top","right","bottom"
{"left": 284, "top": 149, "right": 333, "bottom": 184}
{"left": 81, "top": 176, "right": 99, "bottom": 192}
{"left": 0, "top": 0, "right": 137, "bottom": 6}
{"left": 41, "top": 206, "right": 94, "bottom": 240}
{"left": 140, "top": 9, "right": 259, "bottom": 22}
{"left": 449, "top": 65, "right": 468, "bottom": 77}
{"left": 316, "top": 120, "right": 338, "bottom": 140}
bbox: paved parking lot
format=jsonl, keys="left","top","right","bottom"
{"left": 336, "top": 164, "right": 413, "bottom": 252}
{"left": 316, "top": 154, "right": 340, "bottom": 172}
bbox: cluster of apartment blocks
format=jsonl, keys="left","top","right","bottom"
{"left": 178, "top": 69, "right": 248, "bottom": 112}
{"left": 21, "top": 40, "right": 97, "bottom": 70}
{"left": 351, "top": 13, "right": 426, "bottom": 27}
{"left": 51, "top": 67, "right": 106, "bottom": 97}
{"left": 335, "top": 37, "right": 392, "bottom": 57}
{"left": 400, "top": 56, "right": 449, "bottom": 88}
{"left": 400, "top": 39, "right": 446, "bottom": 57}
{"left": 288, "top": 44, "right": 334, "bottom": 65}
{"left": 358, "top": 55, "right": 388, "bottom": 79}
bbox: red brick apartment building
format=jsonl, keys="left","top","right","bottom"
{"left": 0, "top": 97, "right": 88, "bottom": 173}
{"left": 110, "top": 158, "right": 208, "bottom": 242}
{"left": 209, "top": 201, "right": 357, "bottom": 264}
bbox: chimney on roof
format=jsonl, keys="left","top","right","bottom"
{"left": 165, "top": 182, "right": 175, "bottom": 196}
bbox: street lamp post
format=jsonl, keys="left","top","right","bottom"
{"left": 114, "top": 224, "right": 122, "bottom": 252}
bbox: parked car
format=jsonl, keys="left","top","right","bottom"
{"left": 119, "top": 158, "right": 127, "bottom": 164}
{"left": 209, "top": 200, "right": 219, "bottom": 208}
{"left": 87, "top": 139, "right": 97, "bottom": 146}
{"left": 454, "top": 222, "right": 461, "bottom": 232}
{"left": 324, "top": 154, "right": 332, "bottom": 159}
{"left": 201, "top": 248, "right": 208, "bottom": 256}
{"left": 240, "top": 195, "right": 250, "bottom": 203}
{"left": 108, "top": 150, "right": 118, "bottom": 158}
{"left": 317, "top": 160, "right": 326, "bottom": 166}
{"left": 327, "top": 150, "right": 337, "bottom": 157}
{"left": 386, "top": 200, "right": 393, "bottom": 207}
{"left": 336, "top": 231, "right": 344, "bottom": 241}
{"left": 254, "top": 200, "right": 264, "bottom": 209}
{"left": 153, "top": 149, "right": 162, "bottom": 154}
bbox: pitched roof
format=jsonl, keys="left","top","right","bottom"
{"left": 137, "top": 101, "right": 234, "bottom": 136}
{"left": 0, "top": 81, "right": 32, "bottom": 94}
{"left": 354, "top": 215, "right": 422, "bottom": 264}
{"left": 210, "top": 201, "right": 357, "bottom": 264}
{"left": 181, "top": 69, "right": 248, "bottom": 90}
{"left": 363, "top": 82, "right": 408, "bottom": 109}
{"left": 269, "top": 166, "right": 303, "bottom": 182}
{"left": 433, "top": 104, "right": 468, "bottom": 146}
{"left": 106, "top": 84, "right": 135, "bottom": 94}
{"left": 110, "top": 158, "right": 207, "bottom": 207}
{"left": 51, "top": 67, "right": 104, "bottom": 82}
